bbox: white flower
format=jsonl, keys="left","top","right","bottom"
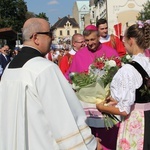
{"left": 108, "top": 60, "right": 116, "bottom": 68}
{"left": 104, "top": 60, "right": 116, "bottom": 70}
{"left": 126, "top": 54, "right": 131, "bottom": 60}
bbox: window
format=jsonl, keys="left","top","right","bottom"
{"left": 67, "top": 30, "right": 70, "bottom": 35}
{"left": 74, "top": 30, "right": 77, "bottom": 34}
{"left": 67, "top": 23, "right": 70, "bottom": 26}
{"left": 92, "top": 11, "right": 95, "bottom": 18}
{"left": 60, "top": 30, "right": 62, "bottom": 36}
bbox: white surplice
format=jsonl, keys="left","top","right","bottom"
{"left": 0, "top": 57, "right": 97, "bottom": 150}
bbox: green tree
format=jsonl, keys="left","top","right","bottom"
{"left": 0, "top": 0, "right": 27, "bottom": 32}
{"left": 36, "top": 12, "right": 49, "bottom": 21}
{"left": 0, "top": 0, "right": 50, "bottom": 32}
{"left": 137, "top": 1, "right": 150, "bottom": 20}
{"left": 26, "top": 11, "right": 36, "bottom": 19}
{"left": 0, "top": 0, "right": 49, "bottom": 48}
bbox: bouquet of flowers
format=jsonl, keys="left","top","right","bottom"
{"left": 70, "top": 54, "right": 132, "bottom": 128}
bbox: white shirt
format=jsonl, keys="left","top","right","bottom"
{"left": 100, "top": 35, "right": 110, "bottom": 43}
{"left": 111, "top": 53, "right": 150, "bottom": 114}
{"left": 69, "top": 49, "right": 76, "bottom": 55}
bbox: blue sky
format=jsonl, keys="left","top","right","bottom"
{"left": 25, "top": 0, "right": 88, "bottom": 25}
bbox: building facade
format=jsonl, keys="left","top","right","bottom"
{"left": 52, "top": 16, "right": 80, "bottom": 45}
{"left": 51, "top": 0, "right": 148, "bottom": 45}
{"left": 72, "top": 1, "right": 90, "bottom": 33}
{"left": 90, "top": 0, "right": 148, "bottom": 35}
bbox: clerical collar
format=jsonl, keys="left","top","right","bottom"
{"left": 100, "top": 35, "right": 110, "bottom": 43}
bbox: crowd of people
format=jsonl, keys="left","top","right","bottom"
{"left": 0, "top": 45, "right": 20, "bottom": 78}
{"left": 0, "top": 17, "right": 150, "bottom": 150}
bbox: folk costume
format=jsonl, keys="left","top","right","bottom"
{"left": 110, "top": 53, "right": 150, "bottom": 150}
{"left": 0, "top": 46, "right": 97, "bottom": 150}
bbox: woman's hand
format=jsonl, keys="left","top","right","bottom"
{"left": 96, "top": 96, "right": 118, "bottom": 111}
{"left": 105, "top": 96, "right": 118, "bottom": 106}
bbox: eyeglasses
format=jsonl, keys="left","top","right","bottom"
{"left": 4, "top": 49, "right": 10, "bottom": 52}
{"left": 30, "top": 31, "right": 53, "bottom": 39}
{"left": 75, "top": 41, "right": 85, "bottom": 43}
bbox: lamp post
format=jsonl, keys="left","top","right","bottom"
{"left": 16, "top": 32, "right": 22, "bottom": 47}
{"left": 17, "top": 33, "right": 22, "bottom": 41}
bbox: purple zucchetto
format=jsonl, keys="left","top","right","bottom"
{"left": 84, "top": 25, "right": 98, "bottom": 31}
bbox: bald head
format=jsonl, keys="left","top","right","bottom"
{"left": 22, "top": 18, "right": 50, "bottom": 42}
{"left": 72, "top": 33, "right": 85, "bottom": 51}
{"left": 22, "top": 18, "right": 52, "bottom": 55}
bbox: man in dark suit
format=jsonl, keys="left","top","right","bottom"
{"left": 0, "top": 45, "right": 11, "bottom": 79}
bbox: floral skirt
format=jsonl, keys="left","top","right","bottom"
{"left": 117, "top": 103, "right": 150, "bottom": 150}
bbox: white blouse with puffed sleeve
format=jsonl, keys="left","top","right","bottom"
{"left": 110, "top": 53, "right": 150, "bottom": 114}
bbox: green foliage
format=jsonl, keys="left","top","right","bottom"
{"left": 103, "top": 113, "right": 120, "bottom": 129}
{"left": 70, "top": 72, "right": 97, "bottom": 91}
{"left": 26, "top": 11, "right": 36, "bottom": 19}
{"left": 137, "top": 1, "right": 150, "bottom": 20}
{"left": 0, "top": 0, "right": 49, "bottom": 32}
{"left": 0, "top": 0, "right": 27, "bottom": 32}
{"left": 36, "top": 12, "right": 49, "bottom": 21}
{"left": 101, "top": 66, "right": 119, "bottom": 87}
{"left": 121, "top": 54, "right": 132, "bottom": 64}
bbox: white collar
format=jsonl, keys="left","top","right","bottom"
{"left": 100, "top": 35, "right": 110, "bottom": 43}
{"left": 69, "top": 49, "right": 76, "bottom": 55}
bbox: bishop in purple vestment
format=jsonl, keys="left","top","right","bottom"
{"left": 65, "top": 25, "right": 120, "bottom": 150}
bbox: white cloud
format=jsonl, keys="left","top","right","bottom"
{"left": 48, "top": 0, "right": 59, "bottom": 5}
{"left": 49, "top": 9, "right": 58, "bottom": 12}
